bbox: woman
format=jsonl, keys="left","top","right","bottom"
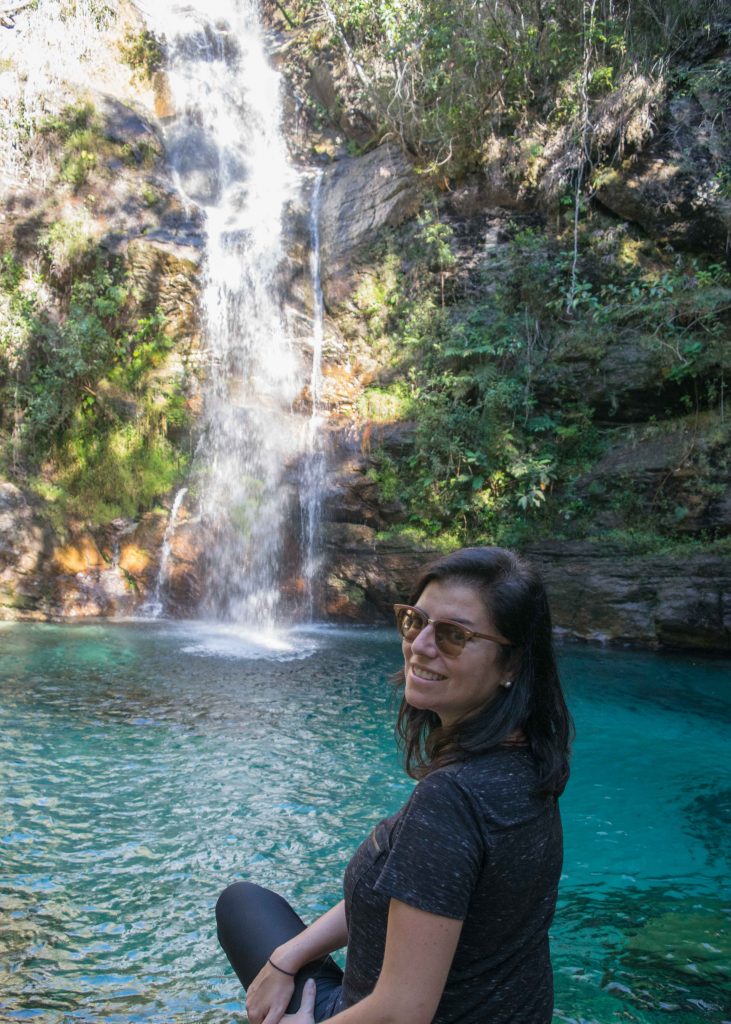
{"left": 216, "top": 546, "right": 573, "bottom": 1024}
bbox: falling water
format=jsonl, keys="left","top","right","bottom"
{"left": 143, "top": 487, "right": 188, "bottom": 619}
{"left": 142, "top": 0, "right": 304, "bottom": 628}
{"left": 300, "top": 170, "right": 328, "bottom": 614}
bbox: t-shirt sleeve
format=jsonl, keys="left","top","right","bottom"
{"left": 373, "top": 768, "right": 483, "bottom": 920}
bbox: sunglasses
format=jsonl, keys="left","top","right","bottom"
{"left": 394, "top": 604, "right": 511, "bottom": 657}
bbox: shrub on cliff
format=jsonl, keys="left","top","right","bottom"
{"left": 286, "top": 0, "right": 727, "bottom": 182}
{"left": 0, "top": 235, "right": 191, "bottom": 526}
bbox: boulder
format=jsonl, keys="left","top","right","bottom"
{"left": 318, "top": 144, "right": 421, "bottom": 304}
{"left": 96, "top": 93, "right": 163, "bottom": 160}
{"left": 595, "top": 92, "right": 731, "bottom": 258}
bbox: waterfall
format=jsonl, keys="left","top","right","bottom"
{"left": 142, "top": 0, "right": 306, "bottom": 628}
{"left": 300, "top": 170, "right": 328, "bottom": 615}
{"left": 143, "top": 487, "right": 188, "bottom": 619}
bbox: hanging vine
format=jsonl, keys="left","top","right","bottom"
{"left": 566, "top": 0, "right": 598, "bottom": 313}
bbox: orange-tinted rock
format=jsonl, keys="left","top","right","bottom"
{"left": 53, "top": 536, "right": 106, "bottom": 575}
{"left": 119, "top": 543, "right": 151, "bottom": 576}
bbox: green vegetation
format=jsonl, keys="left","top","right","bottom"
{"left": 355, "top": 210, "right": 730, "bottom": 549}
{"left": 40, "top": 100, "right": 158, "bottom": 191}
{"left": 289, "top": 0, "right": 728, "bottom": 178}
{"left": 0, "top": 92, "right": 189, "bottom": 527}
{"left": 118, "top": 28, "right": 166, "bottom": 82}
{"left": 0, "top": 233, "right": 192, "bottom": 527}
{"left": 59, "top": 1, "right": 116, "bottom": 30}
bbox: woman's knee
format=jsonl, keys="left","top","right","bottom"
{"left": 216, "top": 880, "right": 263, "bottom": 930}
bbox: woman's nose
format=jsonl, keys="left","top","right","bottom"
{"left": 411, "top": 623, "right": 438, "bottom": 656}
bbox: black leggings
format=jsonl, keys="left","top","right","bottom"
{"left": 216, "top": 881, "right": 344, "bottom": 1021}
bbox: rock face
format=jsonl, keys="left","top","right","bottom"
{"left": 318, "top": 144, "right": 421, "bottom": 303}
{"left": 595, "top": 87, "right": 731, "bottom": 258}
{"left": 571, "top": 415, "right": 731, "bottom": 537}
{"left": 315, "top": 423, "right": 731, "bottom": 652}
{"left": 0, "top": 484, "right": 53, "bottom": 617}
{"left": 319, "top": 523, "right": 731, "bottom": 651}
{"left": 1, "top": 6, "right": 729, "bottom": 657}
{"left": 524, "top": 541, "right": 731, "bottom": 651}
{"left": 321, "top": 524, "right": 441, "bottom": 620}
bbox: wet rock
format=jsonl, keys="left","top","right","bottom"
{"left": 321, "top": 525, "right": 440, "bottom": 620}
{"left": 165, "top": 127, "right": 223, "bottom": 206}
{"left": 161, "top": 520, "right": 205, "bottom": 615}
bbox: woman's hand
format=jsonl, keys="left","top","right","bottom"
{"left": 245, "top": 959, "right": 295, "bottom": 1024}
{"left": 282, "top": 979, "right": 316, "bottom": 1024}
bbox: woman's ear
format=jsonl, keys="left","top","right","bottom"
{"left": 503, "top": 647, "right": 522, "bottom": 682}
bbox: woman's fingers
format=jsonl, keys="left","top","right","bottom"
{"left": 260, "top": 1011, "right": 281, "bottom": 1024}
{"left": 260, "top": 1000, "right": 289, "bottom": 1024}
{"left": 300, "top": 978, "right": 317, "bottom": 1015}
{"left": 250, "top": 995, "right": 285, "bottom": 1024}
{"left": 282, "top": 978, "right": 317, "bottom": 1023}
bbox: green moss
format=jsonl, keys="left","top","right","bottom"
{"left": 118, "top": 28, "right": 165, "bottom": 82}
{"left": 357, "top": 382, "right": 414, "bottom": 423}
{"left": 49, "top": 423, "right": 188, "bottom": 525}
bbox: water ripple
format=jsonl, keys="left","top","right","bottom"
{"left": 1, "top": 622, "right": 730, "bottom": 1023}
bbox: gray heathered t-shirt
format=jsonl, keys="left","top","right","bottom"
{"left": 332, "top": 746, "right": 563, "bottom": 1023}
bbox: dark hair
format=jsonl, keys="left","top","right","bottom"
{"left": 395, "top": 546, "right": 573, "bottom": 796}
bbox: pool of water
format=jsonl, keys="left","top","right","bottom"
{"left": 0, "top": 621, "right": 729, "bottom": 1023}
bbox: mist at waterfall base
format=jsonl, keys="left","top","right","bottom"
{"left": 1, "top": 622, "right": 730, "bottom": 1024}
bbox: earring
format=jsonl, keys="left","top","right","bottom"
{"left": 502, "top": 679, "right": 514, "bottom": 689}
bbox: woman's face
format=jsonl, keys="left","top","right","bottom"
{"left": 402, "top": 579, "right": 511, "bottom": 728}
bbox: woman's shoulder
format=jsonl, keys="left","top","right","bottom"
{"left": 423, "top": 747, "right": 550, "bottom": 830}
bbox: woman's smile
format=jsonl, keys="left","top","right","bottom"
{"left": 402, "top": 579, "right": 511, "bottom": 727}
{"left": 409, "top": 664, "right": 448, "bottom": 682}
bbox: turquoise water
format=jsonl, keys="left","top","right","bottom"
{"left": 0, "top": 621, "right": 729, "bottom": 1023}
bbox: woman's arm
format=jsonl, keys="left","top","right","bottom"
{"left": 286, "top": 898, "right": 462, "bottom": 1024}
{"left": 246, "top": 900, "right": 348, "bottom": 1024}
{"left": 272, "top": 899, "right": 348, "bottom": 974}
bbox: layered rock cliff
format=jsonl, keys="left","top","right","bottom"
{"left": 0, "top": 1, "right": 728, "bottom": 651}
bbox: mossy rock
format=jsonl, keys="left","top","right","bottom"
{"left": 627, "top": 903, "right": 731, "bottom": 981}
